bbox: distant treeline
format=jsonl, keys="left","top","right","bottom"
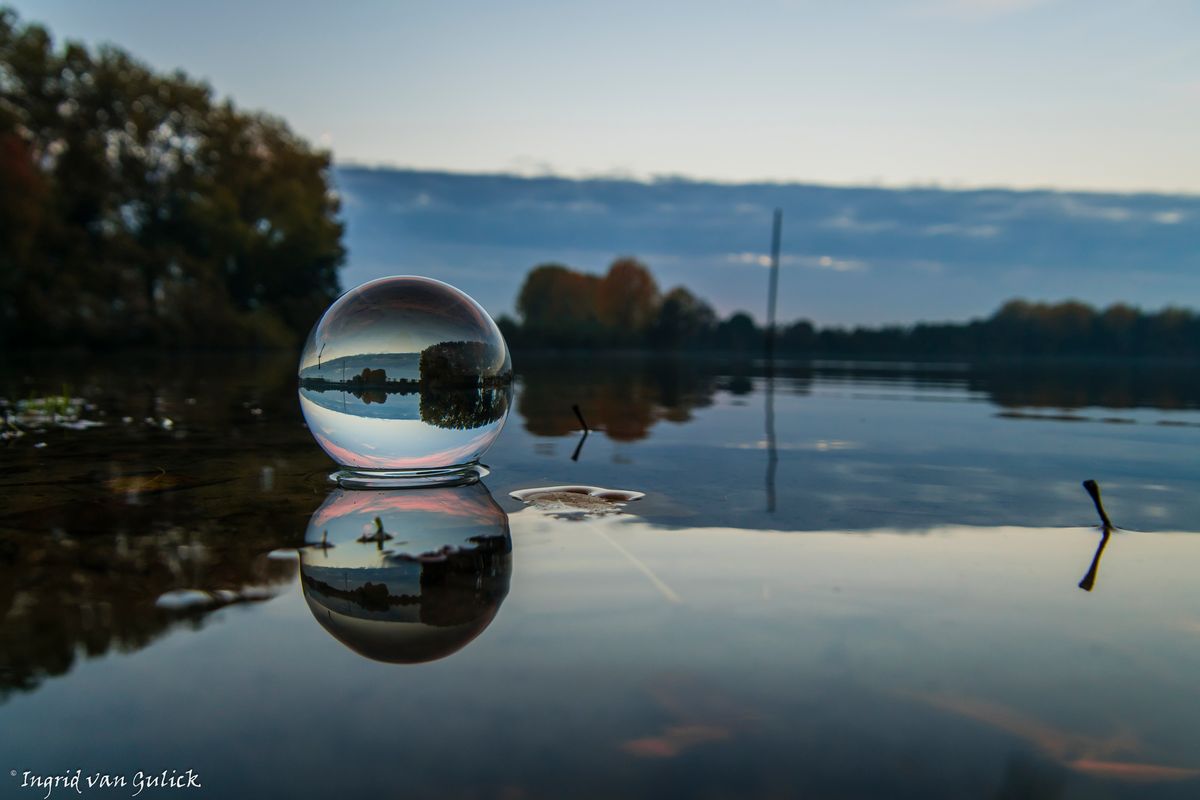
{"left": 500, "top": 259, "right": 1200, "bottom": 358}
{"left": 0, "top": 9, "right": 343, "bottom": 348}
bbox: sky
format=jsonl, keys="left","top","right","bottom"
{"left": 13, "top": 0, "right": 1200, "bottom": 193}
{"left": 331, "top": 168, "right": 1200, "bottom": 325}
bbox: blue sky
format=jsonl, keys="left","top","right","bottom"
{"left": 14, "top": 0, "right": 1200, "bottom": 192}
{"left": 333, "top": 168, "right": 1200, "bottom": 324}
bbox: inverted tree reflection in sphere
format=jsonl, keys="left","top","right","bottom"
{"left": 298, "top": 276, "right": 512, "bottom": 484}
{"left": 299, "top": 484, "right": 512, "bottom": 664}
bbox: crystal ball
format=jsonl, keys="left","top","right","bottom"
{"left": 298, "top": 277, "right": 513, "bottom": 487}
{"left": 299, "top": 484, "right": 512, "bottom": 663}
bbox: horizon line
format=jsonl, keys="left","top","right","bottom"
{"left": 332, "top": 160, "right": 1200, "bottom": 200}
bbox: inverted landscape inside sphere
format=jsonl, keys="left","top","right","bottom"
{"left": 297, "top": 277, "right": 514, "bottom": 471}
{"left": 299, "top": 341, "right": 510, "bottom": 429}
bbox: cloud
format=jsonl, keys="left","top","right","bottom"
{"left": 1153, "top": 210, "right": 1186, "bottom": 225}
{"left": 726, "top": 251, "right": 774, "bottom": 268}
{"left": 1054, "top": 199, "right": 1189, "bottom": 226}
{"left": 724, "top": 252, "right": 867, "bottom": 272}
{"left": 334, "top": 165, "right": 1200, "bottom": 325}
{"left": 803, "top": 254, "right": 869, "bottom": 273}
{"left": 1057, "top": 197, "right": 1135, "bottom": 222}
{"left": 990, "top": 194, "right": 1186, "bottom": 225}
{"left": 507, "top": 156, "right": 559, "bottom": 177}
{"left": 387, "top": 191, "right": 438, "bottom": 212}
{"left": 822, "top": 212, "right": 897, "bottom": 234}
{"left": 733, "top": 202, "right": 767, "bottom": 216}
{"left": 922, "top": 222, "right": 1001, "bottom": 238}
{"left": 910, "top": 688, "right": 1200, "bottom": 784}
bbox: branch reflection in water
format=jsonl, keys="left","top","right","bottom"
{"left": 1078, "top": 480, "right": 1116, "bottom": 593}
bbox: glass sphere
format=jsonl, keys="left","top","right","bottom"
{"left": 299, "top": 484, "right": 512, "bottom": 664}
{"left": 298, "top": 276, "right": 513, "bottom": 487}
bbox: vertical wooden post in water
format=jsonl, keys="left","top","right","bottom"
{"left": 765, "top": 208, "right": 783, "bottom": 358}
{"left": 764, "top": 209, "right": 782, "bottom": 512}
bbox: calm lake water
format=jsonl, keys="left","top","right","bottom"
{"left": 2, "top": 354, "right": 1199, "bottom": 799}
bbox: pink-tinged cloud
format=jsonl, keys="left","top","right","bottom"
{"left": 310, "top": 426, "right": 494, "bottom": 470}
{"left": 911, "top": 691, "right": 1107, "bottom": 760}
{"left": 309, "top": 488, "right": 502, "bottom": 531}
{"left": 909, "top": 691, "right": 1198, "bottom": 782}
{"left": 620, "top": 725, "right": 730, "bottom": 759}
{"left": 311, "top": 431, "right": 401, "bottom": 469}
{"left": 619, "top": 673, "right": 762, "bottom": 760}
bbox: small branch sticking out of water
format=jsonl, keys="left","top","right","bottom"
{"left": 1078, "top": 479, "right": 1115, "bottom": 593}
{"left": 571, "top": 404, "right": 590, "bottom": 462}
{"left": 1082, "top": 479, "right": 1113, "bottom": 529}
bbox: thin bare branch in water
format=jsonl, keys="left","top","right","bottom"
{"left": 1082, "top": 479, "right": 1114, "bottom": 529}
{"left": 571, "top": 430, "right": 589, "bottom": 462}
{"left": 1079, "top": 480, "right": 1115, "bottom": 592}
{"left": 1078, "top": 528, "right": 1111, "bottom": 592}
{"left": 571, "top": 404, "right": 590, "bottom": 461}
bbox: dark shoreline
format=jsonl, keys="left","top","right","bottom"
{"left": 4, "top": 347, "right": 1200, "bottom": 367}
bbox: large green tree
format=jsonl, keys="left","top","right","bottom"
{"left": 0, "top": 8, "right": 344, "bottom": 347}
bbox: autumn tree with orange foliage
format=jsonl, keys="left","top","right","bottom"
{"left": 597, "top": 257, "right": 660, "bottom": 343}
{"left": 508, "top": 257, "right": 1200, "bottom": 357}
{"left": 515, "top": 258, "right": 713, "bottom": 348}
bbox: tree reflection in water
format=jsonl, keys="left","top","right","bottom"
{"left": 516, "top": 356, "right": 1200, "bottom": 447}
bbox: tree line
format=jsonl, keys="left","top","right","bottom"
{"left": 501, "top": 259, "right": 1200, "bottom": 358}
{"left": 5, "top": 9, "right": 1196, "bottom": 358}
{"left": 0, "top": 9, "right": 344, "bottom": 348}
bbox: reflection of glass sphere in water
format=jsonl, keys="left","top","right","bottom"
{"left": 298, "top": 276, "right": 513, "bottom": 487}
{"left": 299, "top": 484, "right": 511, "bottom": 664}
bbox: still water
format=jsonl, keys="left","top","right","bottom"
{"left": 1, "top": 354, "right": 1198, "bottom": 799}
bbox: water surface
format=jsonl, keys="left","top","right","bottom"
{"left": 1, "top": 354, "right": 1198, "bottom": 798}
